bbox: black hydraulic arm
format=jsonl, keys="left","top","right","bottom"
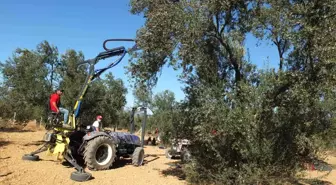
{"left": 103, "top": 39, "right": 135, "bottom": 51}
{"left": 72, "top": 38, "right": 136, "bottom": 119}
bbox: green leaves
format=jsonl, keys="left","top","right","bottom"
{"left": 100, "top": 73, "right": 128, "bottom": 127}
{"left": 58, "top": 49, "right": 87, "bottom": 109}
{"left": 59, "top": 52, "right": 128, "bottom": 127}
{"left": 0, "top": 45, "right": 49, "bottom": 121}
{"left": 0, "top": 41, "right": 128, "bottom": 127}
{"left": 129, "top": 0, "right": 336, "bottom": 184}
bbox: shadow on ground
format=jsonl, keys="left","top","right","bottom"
{"left": 143, "top": 154, "right": 161, "bottom": 164}
{"left": 53, "top": 154, "right": 162, "bottom": 171}
{"left": 297, "top": 179, "right": 333, "bottom": 185}
{"left": 161, "top": 166, "right": 186, "bottom": 180}
{"left": 144, "top": 157, "right": 160, "bottom": 164}
{"left": 24, "top": 140, "right": 45, "bottom": 146}
{"left": 0, "top": 127, "right": 34, "bottom": 133}
{"left": 110, "top": 158, "right": 132, "bottom": 169}
{"left": 165, "top": 161, "right": 182, "bottom": 167}
{"left": 53, "top": 158, "right": 133, "bottom": 170}
{"left": 0, "top": 172, "right": 13, "bottom": 178}
{"left": 0, "top": 140, "right": 12, "bottom": 147}
{"left": 60, "top": 161, "right": 78, "bottom": 168}
{"left": 146, "top": 154, "right": 166, "bottom": 157}
{"left": 161, "top": 161, "right": 186, "bottom": 180}
{"left": 0, "top": 157, "right": 10, "bottom": 160}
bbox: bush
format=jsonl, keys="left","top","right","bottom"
{"left": 173, "top": 71, "right": 336, "bottom": 184}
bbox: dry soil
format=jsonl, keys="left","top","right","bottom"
{"left": 0, "top": 122, "right": 186, "bottom": 185}
{"left": 1, "top": 122, "right": 336, "bottom": 185}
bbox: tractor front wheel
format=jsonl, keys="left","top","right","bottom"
{"left": 83, "top": 136, "right": 116, "bottom": 170}
{"left": 132, "top": 147, "right": 145, "bottom": 166}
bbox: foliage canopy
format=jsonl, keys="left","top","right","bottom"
{"left": 128, "top": 0, "right": 336, "bottom": 184}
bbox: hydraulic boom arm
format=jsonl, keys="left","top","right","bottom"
{"left": 69, "top": 39, "right": 136, "bottom": 128}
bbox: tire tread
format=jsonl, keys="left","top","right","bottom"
{"left": 132, "top": 147, "right": 144, "bottom": 166}
{"left": 83, "top": 136, "right": 116, "bottom": 170}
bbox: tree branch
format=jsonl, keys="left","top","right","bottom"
{"left": 216, "top": 14, "right": 220, "bottom": 33}
{"left": 209, "top": 34, "right": 241, "bottom": 83}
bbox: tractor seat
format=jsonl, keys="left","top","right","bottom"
{"left": 47, "top": 111, "right": 61, "bottom": 123}
{"left": 48, "top": 112, "right": 60, "bottom": 118}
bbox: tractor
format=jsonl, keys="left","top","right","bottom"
{"left": 165, "top": 138, "right": 191, "bottom": 163}
{"left": 22, "top": 39, "right": 149, "bottom": 182}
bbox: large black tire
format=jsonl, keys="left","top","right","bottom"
{"left": 22, "top": 154, "right": 39, "bottom": 161}
{"left": 70, "top": 171, "right": 92, "bottom": 182}
{"left": 83, "top": 136, "right": 116, "bottom": 170}
{"left": 132, "top": 147, "right": 145, "bottom": 166}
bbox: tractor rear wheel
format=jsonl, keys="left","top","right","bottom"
{"left": 132, "top": 147, "right": 144, "bottom": 166}
{"left": 83, "top": 136, "right": 116, "bottom": 170}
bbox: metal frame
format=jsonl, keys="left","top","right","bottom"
{"left": 129, "top": 106, "right": 152, "bottom": 147}
{"left": 65, "top": 39, "right": 136, "bottom": 129}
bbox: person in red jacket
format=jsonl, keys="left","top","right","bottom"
{"left": 49, "top": 89, "right": 69, "bottom": 127}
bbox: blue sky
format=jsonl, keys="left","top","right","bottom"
{"left": 0, "top": 0, "right": 279, "bottom": 107}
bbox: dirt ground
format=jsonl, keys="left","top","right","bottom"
{"left": 297, "top": 154, "right": 336, "bottom": 185}
{"left": 1, "top": 122, "right": 336, "bottom": 185}
{"left": 0, "top": 122, "right": 186, "bottom": 185}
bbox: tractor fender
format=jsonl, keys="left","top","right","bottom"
{"left": 82, "top": 132, "right": 115, "bottom": 142}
